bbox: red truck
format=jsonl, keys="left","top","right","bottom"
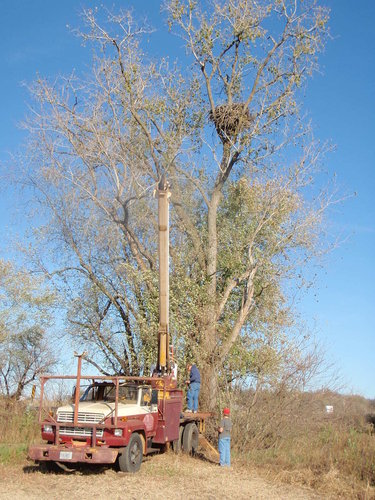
{"left": 28, "top": 371, "right": 209, "bottom": 472}
{"left": 28, "top": 178, "right": 210, "bottom": 472}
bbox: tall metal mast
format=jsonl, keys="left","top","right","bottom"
{"left": 157, "top": 176, "right": 171, "bottom": 374}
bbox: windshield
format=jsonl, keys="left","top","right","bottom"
{"left": 104, "top": 384, "right": 138, "bottom": 403}
{"left": 80, "top": 383, "right": 139, "bottom": 403}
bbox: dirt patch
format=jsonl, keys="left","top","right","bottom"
{"left": 0, "top": 453, "right": 323, "bottom": 500}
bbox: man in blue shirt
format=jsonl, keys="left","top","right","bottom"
{"left": 186, "top": 363, "right": 201, "bottom": 413}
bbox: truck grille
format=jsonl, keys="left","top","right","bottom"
{"left": 57, "top": 411, "right": 105, "bottom": 424}
{"left": 57, "top": 412, "right": 105, "bottom": 438}
{"left": 59, "top": 426, "right": 104, "bottom": 437}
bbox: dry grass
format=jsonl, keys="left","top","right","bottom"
{"left": 0, "top": 453, "right": 319, "bottom": 500}
{"left": 0, "top": 398, "right": 39, "bottom": 463}
{"left": 241, "top": 427, "right": 375, "bottom": 499}
{"left": 230, "top": 390, "right": 375, "bottom": 499}
{"left": 2, "top": 394, "right": 375, "bottom": 498}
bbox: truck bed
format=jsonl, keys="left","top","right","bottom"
{"left": 180, "top": 411, "right": 211, "bottom": 423}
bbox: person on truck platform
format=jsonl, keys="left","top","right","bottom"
{"left": 185, "top": 363, "right": 200, "bottom": 413}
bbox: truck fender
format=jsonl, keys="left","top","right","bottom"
{"left": 123, "top": 420, "right": 148, "bottom": 446}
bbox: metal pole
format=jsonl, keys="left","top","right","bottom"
{"left": 73, "top": 352, "right": 86, "bottom": 425}
{"left": 157, "top": 176, "right": 171, "bottom": 374}
{"left": 115, "top": 378, "right": 119, "bottom": 426}
{"left": 38, "top": 378, "right": 45, "bottom": 424}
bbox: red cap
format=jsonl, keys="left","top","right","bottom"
{"left": 223, "top": 407, "right": 230, "bottom": 415}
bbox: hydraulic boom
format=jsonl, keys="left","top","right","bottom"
{"left": 157, "top": 176, "right": 171, "bottom": 374}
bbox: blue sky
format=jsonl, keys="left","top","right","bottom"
{"left": 300, "top": 0, "right": 375, "bottom": 396}
{"left": 0, "top": 0, "right": 374, "bottom": 397}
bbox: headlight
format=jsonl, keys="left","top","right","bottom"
{"left": 114, "top": 428, "right": 122, "bottom": 437}
{"left": 43, "top": 424, "right": 53, "bottom": 433}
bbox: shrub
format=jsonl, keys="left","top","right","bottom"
{"left": 0, "top": 398, "right": 39, "bottom": 463}
{"left": 230, "top": 389, "right": 375, "bottom": 497}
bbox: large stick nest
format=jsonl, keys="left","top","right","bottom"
{"left": 209, "top": 103, "right": 253, "bottom": 140}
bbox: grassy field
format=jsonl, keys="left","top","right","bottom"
{"left": 236, "top": 425, "right": 375, "bottom": 498}
{"left": 1, "top": 395, "right": 375, "bottom": 498}
{"left": 229, "top": 390, "right": 375, "bottom": 498}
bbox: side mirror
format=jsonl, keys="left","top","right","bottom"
{"left": 72, "top": 386, "right": 76, "bottom": 401}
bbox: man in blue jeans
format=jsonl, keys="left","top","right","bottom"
{"left": 186, "top": 363, "right": 201, "bottom": 413}
{"left": 218, "top": 407, "right": 232, "bottom": 467}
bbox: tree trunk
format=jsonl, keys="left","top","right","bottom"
{"left": 200, "top": 362, "right": 220, "bottom": 413}
{"left": 13, "top": 380, "right": 25, "bottom": 401}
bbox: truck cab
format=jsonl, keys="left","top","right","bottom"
{"left": 48, "top": 382, "right": 158, "bottom": 446}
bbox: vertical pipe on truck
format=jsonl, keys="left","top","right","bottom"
{"left": 115, "top": 378, "right": 119, "bottom": 426}
{"left": 157, "top": 176, "right": 171, "bottom": 374}
{"left": 73, "top": 352, "right": 84, "bottom": 425}
{"left": 38, "top": 377, "right": 45, "bottom": 424}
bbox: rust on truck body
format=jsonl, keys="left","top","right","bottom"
{"left": 28, "top": 444, "right": 118, "bottom": 464}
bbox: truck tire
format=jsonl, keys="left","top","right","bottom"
{"left": 118, "top": 433, "right": 143, "bottom": 473}
{"left": 172, "top": 425, "right": 184, "bottom": 453}
{"left": 182, "top": 422, "right": 199, "bottom": 455}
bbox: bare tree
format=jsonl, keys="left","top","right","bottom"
{"left": 18, "top": 1, "right": 335, "bottom": 409}
{"left": 0, "top": 260, "right": 56, "bottom": 400}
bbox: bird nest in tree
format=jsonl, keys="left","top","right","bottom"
{"left": 209, "top": 103, "right": 252, "bottom": 140}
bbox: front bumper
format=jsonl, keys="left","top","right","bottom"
{"left": 28, "top": 444, "right": 118, "bottom": 464}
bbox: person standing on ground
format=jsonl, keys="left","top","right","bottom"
{"left": 185, "top": 363, "right": 201, "bottom": 413}
{"left": 218, "top": 407, "right": 232, "bottom": 467}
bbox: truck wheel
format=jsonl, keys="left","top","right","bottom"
{"left": 182, "top": 422, "right": 199, "bottom": 455}
{"left": 172, "top": 425, "right": 184, "bottom": 453}
{"left": 118, "top": 433, "right": 143, "bottom": 473}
